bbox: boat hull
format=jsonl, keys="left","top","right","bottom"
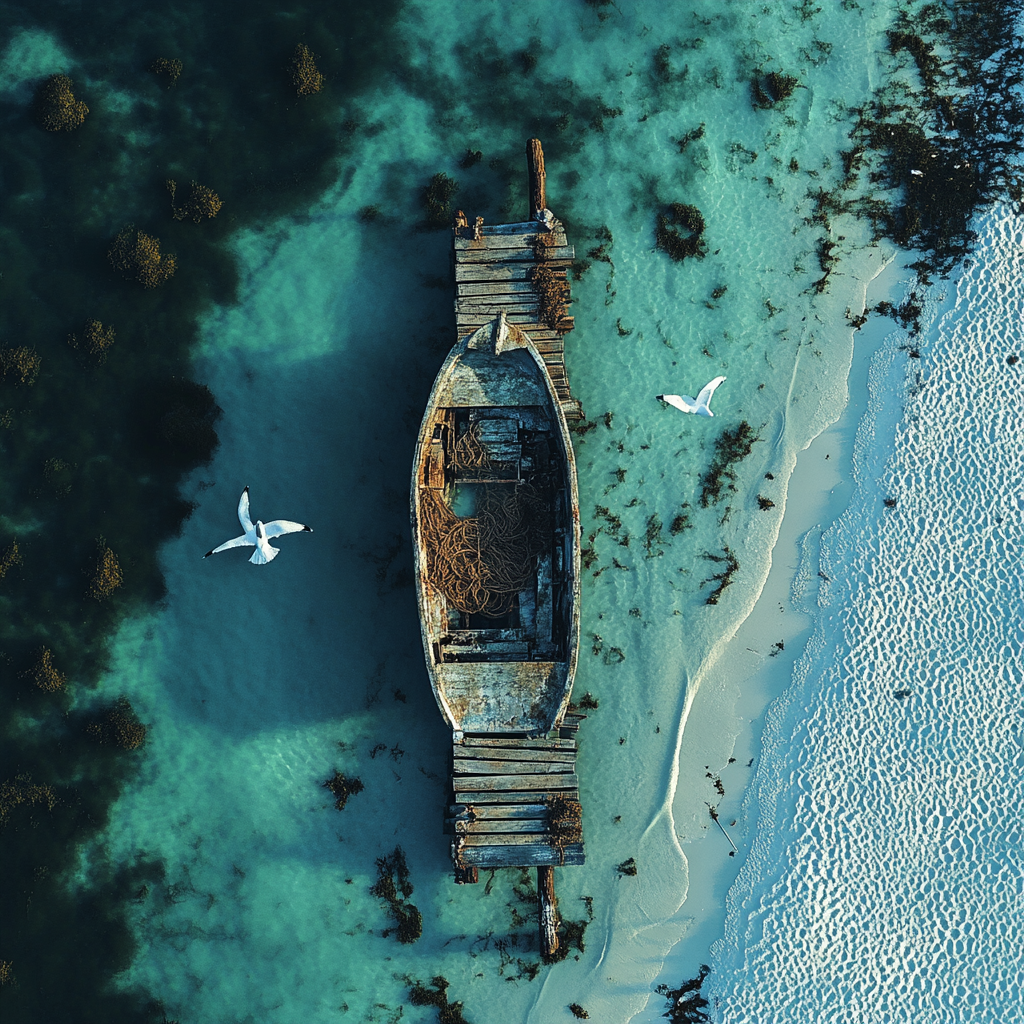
{"left": 411, "top": 316, "right": 580, "bottom": 735}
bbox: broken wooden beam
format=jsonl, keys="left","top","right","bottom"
{"left": 527, "top": 138, "right": 547, "bottom": 220}
{"left": 538, "top": 866, "right": 560, "bottom": 961}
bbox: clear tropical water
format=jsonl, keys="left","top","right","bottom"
{"left": 1, "top": 1, "right": 1021, "bottom": 1022}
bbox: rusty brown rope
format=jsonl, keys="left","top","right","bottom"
{"left": 420, "top": 484, "right": 551, "bottom": 618}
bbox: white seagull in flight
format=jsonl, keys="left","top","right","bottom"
{"left": 657, "top": 375, "right": 727, "bottom": 417}
{"left": 203, "top": 487, "right": 312, "bottom": 564}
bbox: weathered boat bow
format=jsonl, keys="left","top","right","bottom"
{"left": 412, "top": 141, "right": 585, "bottom": 959}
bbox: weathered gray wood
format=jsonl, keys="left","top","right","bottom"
{"left": 460, "top": 736, "right": 576, "bottom": 750}
{"left": 455, "top": 260, "right": 572, "bottom": 283}
{"left": 455, "top": 299, "right": 541, "bottom": 316}
{"left": 480, "top": 221, "right": 543, "bottom": 235}
{"left": 454, "top": 758, "right": 577, "bottom": 775}
{"left": 449, "top": 803, "right": 550, "bottom": 819}
{"left": 454, "top": 746, "right": 575, "bottom": 764}
{"left": 454, "top": 789, "right": 579, "bottom": 805}
{"left": 455, "top": 233, "right": 566, "bottom": 252}
{"left": 454, "top": 819, "right": 551, "bottom": 834}
{"left": 454, "top": 230, "right": 566, "bottom": 252}
{"left": 455, "top": 245, "right": 574, "bottom": 264}
{"left": 460, "top": 832, "right": 558, "bottom": 847}
{"left": 456, "top": 280, "right": 542, "bottom": 297}
{"left": 538, "top": 865, "right": 560, "bottom": 961}
{"left": 453, "top": 772, "right": 578, "bottom": 792}
{"left": 458, "top": 843, "right": 585, "bottom": 868}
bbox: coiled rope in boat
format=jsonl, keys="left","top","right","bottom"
{"left": 420, "top": 483, "right": 550, "bottom": 617}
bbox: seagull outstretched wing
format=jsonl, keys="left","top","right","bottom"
{"left": 264, "top": 520, "right": 313, "bottom": 538}
{"left": 237, "top": 486, "right": 254, "bottom": 533}
{"left": 204, "top": 535, "right": 253, "bottom": 558}
{"left": 695, "top": 375, "right": 727, "bottom": 414}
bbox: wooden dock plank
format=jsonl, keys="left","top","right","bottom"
{"left": 454, "top": 746, "right": 575, "bottom": 764}
{"left": 455, "top": 299, "right": 541, "bottom": 315}
{"left": 459, "top": 832, "right": 563, "bottom": 847}
{"left": 453, "top": 758, "right": 578, "bottom": 775}
{"left": 454, "top": 231, "right": 567, "bottom": 251}
{"left": 449, "top": 803, "right": 550, "bottom": 819}
{"left": 458, "top": 843, "right": 585, "bottom": 868}
{"left": 455, "top": 244, "right": 575, "bottom": 264}
{"left": 454, "top": 819, "right": 551, "bottom": 834}
{"left": 456, "top": 280, "right": 541, "bottom": 297}
{"left": 454, "top": 788, "right": 579, "bottom": 805}
{"left": 454, "top": 260, "right": 573, "bottom": 282}
{"left": 453, "top": 772, "right": 578, "bottom": 792}
{"left": 460, "top": 736, "right": 576, "bottom": 750}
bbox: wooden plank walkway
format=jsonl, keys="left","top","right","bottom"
{"left": 452, "top": 222, "right": 584, "bottom": 422}
{"left": 446, "top": 726, "right": 585, "bottom": 870}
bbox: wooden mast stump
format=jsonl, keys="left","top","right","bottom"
{"left": 538, "top": 865, "right": 560, "bottom": 960}
{"left": 527, "top": 138, "right": 547, "bottom": 220}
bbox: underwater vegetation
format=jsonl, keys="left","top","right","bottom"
{"left": 68, "top": 319, "right": 116, "bottom": 360}
{"left": 166, "top": 180, "right": 223, "bottom": 223}
{"left": 87, "top": 698, "right": 147, "bottom": 751}
{"left": 371, "top": 846, "right": 423, "bottom": 943}
{"left": 699, "top": 422, "right": 758, "bottom": 507}
{"left": 657, "top": 964, "right": 712, "bottom": 1023}
{"left": 322, "top": 769, "right": 364, "bottom": 810}
{"left": 838, "top": 2, "right": 1024, "bottom": 272}
{"left": 409, "top": 976, "right": 469, "bottom": 1024}
{"left": 0, "top": 2, "right": 403, "bottom": 1020}
{"left": 148, "top": 57, "right": 182, "bottom": 87}
{"left": 0, "top": 347, "right": 41, "bottom": 386}
{"left": 29, "top": 648, "right": 66, "bottom": 693}
{"left": 88, "top": 543, "right": 124, "bottom": 602}
{"left": 424, "top": 171, "right": 461, "bottom": 227}
{"left": 655, "top": 203, "right": 707, "bottom": 262}
{"left": 290, "top": 43, "right": 324, "bottom": 96}
{"left": 751, "top": 69, "right": 799, "bottom": 108}
{"left": 108, "top": 226, "right": 177, "bottom": 288}
{"left": 32, "top": 74, "right": 89, "bottom": 131}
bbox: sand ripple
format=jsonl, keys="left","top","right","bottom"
{"left": 710, "top": 209, "right": 1024, "bottom": 1024}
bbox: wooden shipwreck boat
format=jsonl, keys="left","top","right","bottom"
{"left": 411, "top": 140, "right": 585, "bottom": 959}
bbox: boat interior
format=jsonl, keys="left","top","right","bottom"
{"left": 418, "top": 402, "right": 574, "bottom": 669}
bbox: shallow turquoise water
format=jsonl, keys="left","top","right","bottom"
{"left": 3, "top": 1, "right": 1017, "bottom": 1021}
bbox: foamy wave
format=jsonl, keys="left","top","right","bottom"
{"left": 709, "top": 208, "right": 1024, "bottom": 1024}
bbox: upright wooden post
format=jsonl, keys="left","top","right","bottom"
{"left": 538, "top": 865, "right": 560, "bottom": 960}
{"left": 527, "top": 138, "right": 547, "bottom": 220}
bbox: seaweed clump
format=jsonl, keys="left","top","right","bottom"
{"left": 33, "top": 74, "right": 89, "bottom": 131}
{"left": 322, "top": 769, "right": 363, "bottom": 810}
{"left": 409, "top": 976, "right": 468, "bottom": 1024}
{"left": 290, "top": 44, "right": 324, "bottom": 95}
{"left": 371, "top": 846, "right": 422, "bottom": 943}
{"left": 30, "top": 648, "right": 66, "bottom": 693}
{"left": 655, "top": 203, "right": 707, "bottom": 262}
{"left": 0, "top": 539, "right": 22, "bottom": 579}
{"left": 108, "top": 226, "right": 176, "bottom": 288}
{"left": 0, "top": 346, "right": 41, "bottom": 385}
{"left": 700, "top": 422, "right": 758, "bottom": 506}
{"left": 752, "top": 70, "right": 799, "bottom": 107}
{"left": 149, "top": 57, "right": 182, "bottom": 87}
{"left": 548, "top": 795, "right": 583, "bottom": 863}
{"left": 657, "top": 964, "right": 712, "bottom": 1023}
{"left": 88, "top": 543, "right": 123, "bottom": 601}
{"left": 86, "top": 698, "right": 147, "bottom": 750}
{"left": 68, "top": 319, "right": 116, "bottom": 360}
{"left": 167, "top": 180, "right": 223, "bottom": 222}
{"left": 0, "top": 774, "right": 58, "bottom": 824}
{"left": 701, "top": 547, "right": 739, "bottom": 606}
{"left": 423, "top": 172, "right": 460, "bottom": 227}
